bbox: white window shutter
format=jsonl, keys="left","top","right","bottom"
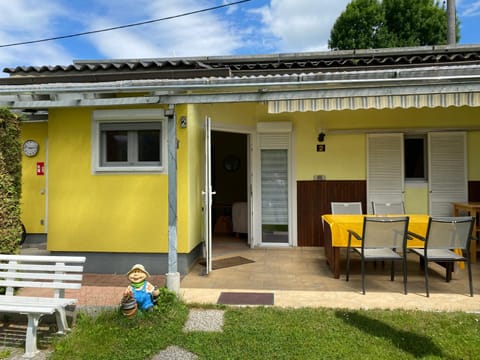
{"left": 367, "top": 134, "right": 404, "bottom": 214}
{"left": 258, "top": 133, "right": 290, "bottom": 149}
{"left": 428, "top": 132, "right": 467, "bottom": 216}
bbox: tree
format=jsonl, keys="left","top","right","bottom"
{"left": 328, "top": 0, "right": 390, "bottom": 50}
{"left": 329, "top": 0, "right": 460, "bottom": 50}
{"left": 0, "top": 108, "right": 22, "bottom": 253}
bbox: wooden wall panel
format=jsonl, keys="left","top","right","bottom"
{"left": 297, "top": 180, "right": 366, "bottom": 247}
{"left": 296, "top": 182, "right": 321, "bottom": 247}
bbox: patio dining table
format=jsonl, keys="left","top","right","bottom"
{"left": 321, "top": 214, "right": 429, "bottom": 279}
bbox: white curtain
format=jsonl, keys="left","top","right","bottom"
{"left": 261, "top": 149, "right": 288, "bottom": 225}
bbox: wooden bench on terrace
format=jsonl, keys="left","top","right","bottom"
{"left": 0, "top": 254, "right": 86, "bottom": 358}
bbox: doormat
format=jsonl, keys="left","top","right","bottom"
{"left": 217, "top": 292, "right": 274, "bottom": 305}
{"left": 199, "top": 256, "right": 254, "bottom": 270}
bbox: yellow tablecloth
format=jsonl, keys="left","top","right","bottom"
{"left": 321, "top": 214, "right": 429, "bottom": 248}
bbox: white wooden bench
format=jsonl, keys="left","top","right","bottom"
{"left": 0, "top": 254, "right": 86, "bottom": 358}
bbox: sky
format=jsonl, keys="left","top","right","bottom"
{"left": 0, "top": 0, "right": 479, "bottom": 76}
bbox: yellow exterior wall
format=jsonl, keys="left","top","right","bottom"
{"left": 404, "top": 184, "right": 429, "bottom": 214}
{"left": 195, "top": 102, "right": 265, "bottom": 127}
{"left": 19, "top": 100, "right": 480, "bottom": 255}
{"left": 175, "top": 104, "right": 202, "bottom": 254}
{"left": 47, "top": 107, "right": 172, "bottom": 253}
{"left": 20, "top": 105, "right": 209, "bottom": 255}
{"left": 184, "top": 104, "right": 206, "bottom": 252}
{"left": 20, "top": 122, "right": 48, "bottom": 233}
{"left": 193, "top": 103, "right": 480, "bottom": 182}
{"left": 290, "top": 106, "right": 480, "bottom": 181}
{"left": 190, "top": 103, "right": 479, "bottom": 222}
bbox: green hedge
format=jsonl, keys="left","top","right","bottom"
{"left": 0, "top": 108, "right": 22, "bottom": 253}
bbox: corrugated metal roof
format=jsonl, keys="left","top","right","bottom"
{"left": 1, "top": 45, "right": 480, "bottom": 111}
{"left": 3, "top": 45, "right": 480, "bottom": 82}
{"left": 3, "top": 59, "right": 218, "bottom": 75}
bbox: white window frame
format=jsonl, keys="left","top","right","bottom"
{"left": 92, "top": 109, "right": 167, "bottom": 173}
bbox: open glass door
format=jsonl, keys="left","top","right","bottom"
{"left": 202, "top": 116, "right": 214, "bottom": 274}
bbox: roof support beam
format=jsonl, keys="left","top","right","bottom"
{"left": 165, "top": 105, "right": 180, "bottom": 294}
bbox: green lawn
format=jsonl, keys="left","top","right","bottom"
{"left": 46, "top": 291, "right": 480, "bottom": 360}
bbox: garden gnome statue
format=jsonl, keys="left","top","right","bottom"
{"left": 124, "top": 264, "right": 160, "bottom": 311}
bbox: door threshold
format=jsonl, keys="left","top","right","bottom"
{"left": 257, "top": 243, "right": 291, "bottom": 248}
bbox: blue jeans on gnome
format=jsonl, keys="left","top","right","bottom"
{"left": 132, "top": 282, "right": 154, "bottom": 310}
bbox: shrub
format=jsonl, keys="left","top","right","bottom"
{"left": 0, "top": 108, "right": 22, "bottom": 253}
{"left": 0, "top": 108, "right": 21, "bottom": 196}
{"left": 154, "top": 287, "right": 186, "bottom": 318}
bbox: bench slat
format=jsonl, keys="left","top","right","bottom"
{"left": 0, "top": 280, "right": 82, "bottom": 290}
{"left": 0, "top": 254, "right": 86, "bottom": 263}
{"left": 0, "top": 272, "right": 83, "bottom": 281}
{"left": 0, "top": 263, "right": 84, "bottom": 272}
{"left": 0, "top": 304, "right": 56, "bottom": 315}
{"left": 0, "top": 296, "right": 77, "bottom": 307}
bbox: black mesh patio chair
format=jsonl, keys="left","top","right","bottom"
{"left": 372, "top": 201, "right": 405, "bottom": 215}
{"left": 346, "top": 216, "right": 410, "bottom": 295}
{"left": 331, "top": 202, "right": 362, "bottom": 214}
{"left": 371, "top": 201, "right": 406, "bottom": 268}
{"left": 408, "top": 216, "right": 475, "bottom": 297}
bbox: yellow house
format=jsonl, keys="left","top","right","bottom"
{"left": 1, "top": 45, "right": 480, "bottom": 276}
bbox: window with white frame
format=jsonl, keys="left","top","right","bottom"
{"left": 92, "top": 109, "right": 166, "bottom": 172}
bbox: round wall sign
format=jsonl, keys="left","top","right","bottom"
{"left": 23, "top": 140, "right": 39, "bottom": 157}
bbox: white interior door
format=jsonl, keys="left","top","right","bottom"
{"left": 428, "top": 132, "right": 467, "bottom": 216}
{"left": 202, "top": 116, "right": 214, "bottom": 274}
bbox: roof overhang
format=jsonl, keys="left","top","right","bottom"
{"left": 1, "top": 64, "right": 480, "bottom": 112}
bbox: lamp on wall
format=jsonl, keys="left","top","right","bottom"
{"left": 317, "top": 131, "right": 326, "bottom": 142}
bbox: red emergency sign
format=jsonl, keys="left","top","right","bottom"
{"left": 36, "top": 162, "right": 45, "bottom": 176}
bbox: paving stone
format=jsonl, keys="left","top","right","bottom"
{"left": 183, "top": 309, "right": 224, "bottom": 332}
{"left": 151, "top": 345, "right": 198, "bottom": 360}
